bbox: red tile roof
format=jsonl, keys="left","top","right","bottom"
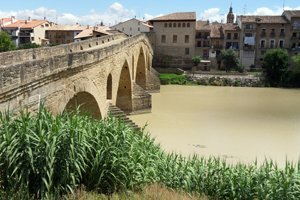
{"left": 3, "top": 20, "right": 48, "bottom": 29}
{"left": 196, "top": 20, "right": 211, "bottom": 31}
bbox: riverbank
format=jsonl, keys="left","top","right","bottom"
{"left": 159, "top": 72, "right": 265, "bottom": 87}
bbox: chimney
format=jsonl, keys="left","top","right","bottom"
{"left": 28, "top": 16, "right": 31, "bottom": 21}
{"left": 207, "top": 20, "right": 209, "bottom": 25}
{"left": 44, "top": 16, "right": 46, "bottom": 20}
{"left": 25, "top": 20, "right": 28, "bottom": 24}
{"left": 11, "top": 16, "right": 15, "bottom": 23}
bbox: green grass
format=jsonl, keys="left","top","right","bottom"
{"left": 1, "top": 107, "right": 300, "bottom": 199}
{"left": 159, "top": 73, "right": 195, "bottom": 85}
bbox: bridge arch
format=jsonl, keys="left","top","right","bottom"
{"left": 116, "top": 60, "right": 132, "bottom": 113}
{"left": 64, "top": 91, "right": 102, "bottom": 119}
{"left": 135, "top": 46, "right": 147, "bottom": 89}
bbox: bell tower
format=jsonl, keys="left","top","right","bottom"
{"left": 227, "top": 5, "right": 235, "bottom": 24}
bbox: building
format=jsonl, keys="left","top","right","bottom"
{"left": 110, "top": 18, "right": 153, "bottom": 37}
{"left": 237, "top": 15, "right": 290, "bottom": 68}
{"left": 283, "top": 10, "right": 300, "bottom": 53}
{"left": 2, "top": 18, "right": 52, "bottom": 47}
{"left": 46, "top": 25, "right": 86, "bottom": 44}
{"left": 0, "top": 17, "right": 16, "bottom": 29}
{"left": 148, "top": 7, "right": 300, "bottom": 70}
{"left": 148, "top": 12, "right": 196, "bottom": 68}
{"left": 74, "top": 26, "right": 112, "bottom": 42}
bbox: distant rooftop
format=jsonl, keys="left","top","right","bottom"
{"left": 149, "top": 12, "right": 196, "bottom": 21}
{"left": 237, "top": 15, "right": 288, "bottom": 24}
{"left": 196, "top": 20, "right": 211, "bottom": 31}
{"left": 47, "top": 25, "right": 86, "bottom": 31}
{"left": 4, "top": 19, "right": 48, "bottom": 29}
{"left": 110, "top": 18, "right": 153, "bottom": 28}
{"left": 283, "top": 10, "right": 300, "bottom": 18}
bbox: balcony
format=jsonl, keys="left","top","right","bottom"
{"left": 243, "top": 46, "right": 255, "bottom": 51}
{"left": 19, "top": 32, "right": 34, "bottom": 37}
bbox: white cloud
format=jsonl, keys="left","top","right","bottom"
{"left": 0, "top": 2, "right": 153, "bottom": 26}
{"left": 246, "top": 6, "right": 300, "bottom": 15}
{"left": 200, "top": 8, "right": 226, "bottom": 22}
{"left": 144, "top": 13, "right": 163, "bottom": 21}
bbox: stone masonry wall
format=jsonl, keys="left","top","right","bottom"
{"left": 0, "top": 34, "right": 126, "bottom": 66}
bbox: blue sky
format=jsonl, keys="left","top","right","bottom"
{"left": 0, "top": 0, "right": 299, "bottom": 25}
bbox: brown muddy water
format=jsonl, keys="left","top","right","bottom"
{"left": 130, "top": 85, "right": 300, "bottom": 166}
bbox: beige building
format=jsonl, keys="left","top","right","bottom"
{"left": 0, "top": 17, "right": 16, "bottom": 29}
{"left": 283, "top": 10, "right": 300, "bottom": 53}
{"left": 2, "top": 18, "right": 52, "bottom": 47}
{"left": 74, "top": 26, "right": 112, "bottom": 42}
{"left": 110, "top": 18, "right": 153, "bottom": 37}
{"left": 46, "top": 25, "right": 86, "bottom": 44}
{"left": 149, "top": 12, "right": 196, "bottom": 68}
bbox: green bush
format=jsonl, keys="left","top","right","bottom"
{"left": 159, "top": 73, "right": 192, "bottom": 85}
{"left": 192, "top": 56, "right": 202, "bottom": 66}
{"left": 18, "top": 43, "right": 41, "bottom": 50}
{"left": 0, "top": 31, "right": 16, "bottom": 52}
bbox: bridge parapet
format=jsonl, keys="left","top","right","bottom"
{"left": 0, "top": 34, "right": 153, "bottom": 98}
{"left": 0, "top": 34, "right": 126, "bottom": 66}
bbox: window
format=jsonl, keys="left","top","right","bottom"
{"left": 245, "top": 24, "right": 253, "bottom": 30}
{"left": 138, "top": 27, "right": 140, "bottom": 31}
{"left": 130, "top": 27, "right": 132, "bottom": 31}
{"left": 161, "top": 35, "right": 166, "bottom": 43}
{"left": 270, "top": 40, "right": 275, "bottom": 48}
{"left": 164, "top": 23, "right": 167, "bottom": 28}
{"left": 169, "top": 23, "right": 172, "bottom": 27}
{"left": 122, "top": 27, "right": 125, "bottom": 31}
{"left": 293, "top": 32, "right": 297, "bottom": 37}
{"left": 182, "top": 23, "right": 186, "bottom": 27}
{"left": 45, "top": 24, "right": 49, "bottom": 27}
{"left": 197, "top": 41, "right": 201, "bottom": 47}
{"left": 184, "top": 35, "right": 189, "bottom": 43}
{"left": 279, "top": 40, "right": 284, "bottom": 48}
{"left": 173, "top": 23, "right": 176, "bottom": 28}
{"left": 260, "top": 40, "right": 266, "bottom": 48}
{"left": 185, "top": 48, "right": 189, "bottom": 55}
{"left": 138, "top": 22, "right": 141, "bottom": 25}
{"left": 261, "top": 29, "right": 266, "bottom": 37}
{"left": 173, "top": 35, "right": 177, "bottom": 43}
{"left": 178, "top": 23, "right": 181, "bottom": 27}
{"left": 227, "top": 33, "right": 231, "bottom": 40}
{"left": 187, "top": 23, "right": 190, "bottom": 28}
{"left": 234, "top": 33, "right": 238, "bottom": 39}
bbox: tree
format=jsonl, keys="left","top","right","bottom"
{"left": 0, "top": 31, "right": 16, "bottom": 52}
{"left": 192, "top": 56, "right": 202, "bottom": 66}
{"left": 262, "top": 49, "right": 289, "bottom": 86}
{"left": 220, "top": 49, "right": 241, "bottom": 72}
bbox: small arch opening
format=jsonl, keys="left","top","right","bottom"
{"left": 89, "top": 44, "right": 91, "bottom": 48}
{"left": 80, "top": 46, "right": 83, "bottom": 50}
{"left": 107, "top": 74, "right": 112, "bottom": 100}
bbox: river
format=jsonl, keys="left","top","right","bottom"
{"left": 130, "top": 85, "right": 300, "bottom": 166}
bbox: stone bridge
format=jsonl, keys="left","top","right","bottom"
{"left": 0, "top": 33, "right": 160, "bottom": 119}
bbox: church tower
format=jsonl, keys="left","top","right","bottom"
{"left": 227, "top": 5, "right": 235, "bottom": 24}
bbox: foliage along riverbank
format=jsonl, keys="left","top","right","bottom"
{"left": 1, "top": 108, "right": 300, "bottom": 199}
{"left": 159, "top": 73, "right": 265, "bottom": 87}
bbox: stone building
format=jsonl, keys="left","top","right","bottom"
{"left": 148, "top": 7, "right": 300, "bottom": 70}
{"left": 46, "top": 25, "right": 86, "bottom": 44}
{"left": 110, "top": 18, "right": 153, "bottom": 37}
{"left": 2, "top": 18, "right": 52, "bottom": 47}
{"left": 237, "top": 15, "right": 291, "bottom": 68}
{"left": 148, "top": 12, "right": 196, "bottom": 68}
{"left": 74, "top": 26, "right": 112, "bottom": 42}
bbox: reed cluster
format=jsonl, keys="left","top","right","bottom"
{"left": 0, "top": 108, "right": 300, "bottom": 199}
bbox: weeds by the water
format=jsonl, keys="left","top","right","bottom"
{"left": 1, "top": 108, "right": 300, "bottom": 199}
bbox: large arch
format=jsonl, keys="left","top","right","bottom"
{"left": 116, "top": 60, "right": 132, "bottom": 113}
{"left": 64, "top": 91, "right": 102, "bottom": 119}
{"left": 107, "top": 74, "right": 112, "bottom": 100}
{"left": 135, "top": 47, "right": 147, "bottom": 89}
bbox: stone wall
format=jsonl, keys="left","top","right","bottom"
{"left": 0, "top": 34, "right": 126, "bottom": 66}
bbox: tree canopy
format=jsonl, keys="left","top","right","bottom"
{"left": 0, "top": 31, "right": 16, "bottom": 52}
{"left": 220, "top": 49, "right": 243, "bottom": 72}
{"left": 262, "top": 49, "right": 289, "bottom": 86}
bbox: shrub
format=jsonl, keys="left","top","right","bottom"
{"left": 0, "top": 31, "right": 16, "bottom": 52}
{"left": 192, "top": 56, "right": 202, "bottom": 66}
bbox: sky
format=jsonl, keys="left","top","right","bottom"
{"left": 0, "top": 0, "right": 300, "bottom": 26}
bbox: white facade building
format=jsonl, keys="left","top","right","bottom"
{"left": 110, "top": 18, "right": 153, "bottom": 36}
